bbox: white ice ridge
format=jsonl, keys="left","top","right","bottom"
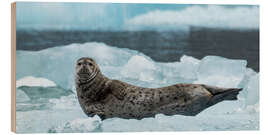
{"left": 16, "top": 76, "right": 56, "bottom": 88}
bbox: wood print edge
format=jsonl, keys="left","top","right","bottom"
{"left": 11, "top": 2, "right": 16, "bottom": 133}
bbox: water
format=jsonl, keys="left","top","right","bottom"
{"left": 15, "top": 42, "right": 259, "bottom": 133}
{"left": 16, "top": 28, "right": 259, "bottom": 71}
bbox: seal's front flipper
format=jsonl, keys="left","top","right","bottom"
{"left": 96, "top": 112, "right": 106, "bottom": 120}
{"left": 204, "top": 85, "right": 243, "bottom": 107}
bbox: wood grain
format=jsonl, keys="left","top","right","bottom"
{"left": 11, "top": 2, "right": 16, "bottom": 133}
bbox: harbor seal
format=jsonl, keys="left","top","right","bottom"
{"left": 75, "top": 57, "right": 242, "bottom": 120}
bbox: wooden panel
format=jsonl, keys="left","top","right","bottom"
{"left": 11, "top": 2, "right": 16, "bottom": 133}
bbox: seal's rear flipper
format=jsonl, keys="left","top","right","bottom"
{"left": 203, "top": 85, "right": 243, "bottom": 107}
{"left": 222, "top": 88, "right": 243, "bottom": 100}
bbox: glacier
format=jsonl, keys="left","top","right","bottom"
{"left": 16, "top": 42, "right": 259, "bottom": 133}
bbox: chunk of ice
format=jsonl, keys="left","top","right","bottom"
{"left": 48, "top": 116, "right": 102, "bottom": 133}
{"left": 18, "top": 86, "right": 73, "bottom": 100}
{"left": 178, "top": 55, "right": 200, "bottom": 79}
{"left": 244, "top": 74, "right": 259, "bottom": 106}
{"left": 195, "top": 56, "right": 247, "bottom": 88}
{"left": 121, "top": 55, "right": 158, "bottom": 82}
{"left": 16, "top": 42, "right": 142, "bottom": 89}
{"left": 16, "top": 89, "right": 30, "bottom": 102}
{"left": 16, "top": 76, "right": 56, "bottom": 88}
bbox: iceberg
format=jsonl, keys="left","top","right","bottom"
{"left": 244, "top": 74, "right": 259, "bottom": 106}
{"left": 18, "top": 86, "right": 73, "bottom": 100}
{"left": 195, "top": 56, "right": 247, "bottom": 88}
{"left": 16, "top": 76, "right": 56, "bottom": 88}
{"left": 16, "top": 76, "right": 73, "bottom": 112}
{"left": 16, "top": 89, "right": 30, "bottom": 102}
{"left": 15, "top": 42, "right": 259, "bottom": 133}
{"left": 121, "top": 55, "right": 158, "bottom": 82}
{"left": 16, "top": 42, "right": 143, "bottom": 90}
{"left": 178, "top": 55, "right": 200, "bottom": 80}
{"left": 16, "top": 76, "right": 73, "bottom": 100}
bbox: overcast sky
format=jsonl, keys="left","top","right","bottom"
{"left": 16, "top": 2, "right": 259, "bottom": 31}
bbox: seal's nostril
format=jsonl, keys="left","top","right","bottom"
{"left": 81, "top": 66, "right": 90, "bottom": 73}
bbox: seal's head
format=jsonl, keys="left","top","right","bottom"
{"left": 75, "top": 57, "right": 100, "bottom": 83}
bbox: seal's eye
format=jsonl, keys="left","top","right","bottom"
{"left": 88, "top": 63, "right": 93, "bottom": 66}
{"left": 77, "top": 63, "right": 81, "bottom": 66}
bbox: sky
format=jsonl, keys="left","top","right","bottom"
{"left": 16, "top": 2, "right": 259, "bottom": 31}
